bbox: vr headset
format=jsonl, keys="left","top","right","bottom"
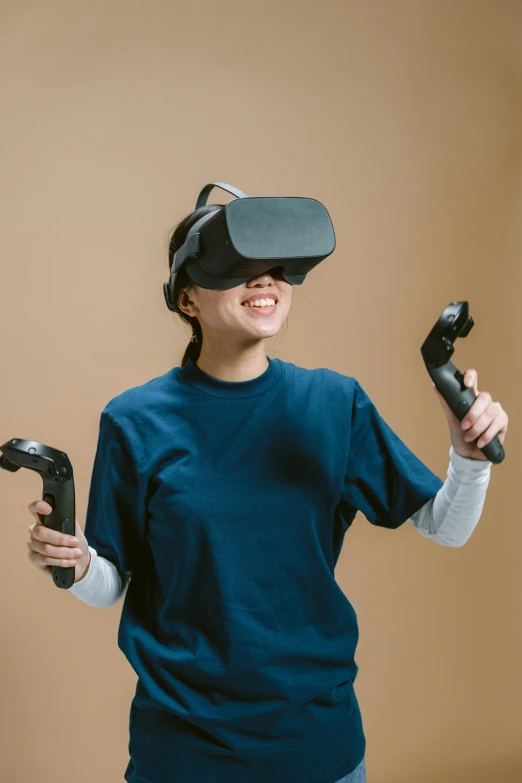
{"left": 163, "top": 182, "right": 336, "bottom": 313}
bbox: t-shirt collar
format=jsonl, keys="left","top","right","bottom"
{"left": 176, "top": 355, "right": 283, "bottom": 398}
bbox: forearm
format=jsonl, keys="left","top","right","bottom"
{"left": 408, "top": 445, "right": 492, "bottom": 546}
{"left": 68, "top": 546, "right": 130, "bottom": 607}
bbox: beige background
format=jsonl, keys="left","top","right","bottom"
{"left": 1, "top": 1, "right": 520, "bottom": 781}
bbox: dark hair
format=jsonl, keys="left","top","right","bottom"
{"left": 167, "top": 204, "right": 225, "bottom": 367}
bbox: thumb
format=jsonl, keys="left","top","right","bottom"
{"left": 73, "top": 518, "right": 89, "bottom": 557}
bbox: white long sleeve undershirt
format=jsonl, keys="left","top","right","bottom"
{"left": 68, "top": 445, "right": 492, "bottom": 608}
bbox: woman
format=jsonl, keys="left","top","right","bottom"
{"left": 28, "top": 202, "right": 497, "bottom": 783}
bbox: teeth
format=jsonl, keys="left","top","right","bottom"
{"left": 243, "top": 298, "right": 276, "bottom": 308}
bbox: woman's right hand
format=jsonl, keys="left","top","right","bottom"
{"left": 27, "top": 500, "right": 91, "bottom": 583}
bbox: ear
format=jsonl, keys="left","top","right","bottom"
{"left": 177, "top": 289, "right": 196, "bottom": 317}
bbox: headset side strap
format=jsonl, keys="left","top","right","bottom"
{"left": 173, "top": 232, "right": 200, "bottom": 271}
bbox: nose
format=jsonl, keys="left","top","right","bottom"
{"left": 248, "top": 269, "right": 281, "bottom": 285}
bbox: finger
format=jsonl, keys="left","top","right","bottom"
{"left": 476, "top": 415, "right": 504, "bottom": 448}
{"left": 28, "top": 502, "right": 53, "bottom": 534}
{"left": 29, "top": 517, "right": 79, "bottom": 548}
{"left": 27, "top": 539, "right": 81, "bottom": 565}
{"left": 28, "top": 536, "right": 82, "bottom": 557}
{"left": 463, "top": 369, "right": 478, "bottom": 395}
{"left": 463, "top": 400, "right": 497, "bottom": 441}
{"left": 28, "top": 548, "right": 76, "bottom": 570}
{"left": 29, "top": 500, "right": 53, "bottom": 519}
{"left": 461, "top": 391, "right": 491, "bottom": 430}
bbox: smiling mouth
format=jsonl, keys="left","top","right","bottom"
{"left": 241, "top": 302, "right": 278, "bottom": 312}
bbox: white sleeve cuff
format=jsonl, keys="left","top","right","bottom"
{"left": 68, "top": 545, "right": 130, "bottom": 607}
{"left": 407, "top": 446, "right": 492, "bottom": 546}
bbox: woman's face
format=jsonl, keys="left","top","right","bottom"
{"left": 178, "top": 269, "right": 293, "bottom": 343}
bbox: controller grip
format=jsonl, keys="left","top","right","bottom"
{"left": 42, "top": 478, "right": 77, "bottom": 589}
{"left": 430, "top": 361, "right": 505, "bottom": 465}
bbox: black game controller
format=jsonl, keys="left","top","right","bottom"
{"left": 0, "top": 442, "right": 76, "bottom": 588}
{"left": 421, "top": 301, "right": 505, "bottom": 464}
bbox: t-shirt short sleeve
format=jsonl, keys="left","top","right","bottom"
{"left": 341, "top": 379, "right": 444, "bottom": 529}
{"left": 83, "top": 410, "right": 145, "bottom": 579}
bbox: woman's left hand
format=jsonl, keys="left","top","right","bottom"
{"left": 432, "top": 368, "right": 509, "bottom": 461}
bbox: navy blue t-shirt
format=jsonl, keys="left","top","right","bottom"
{"left": 84, "top": 355, "right": 444, "bottom": 783}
